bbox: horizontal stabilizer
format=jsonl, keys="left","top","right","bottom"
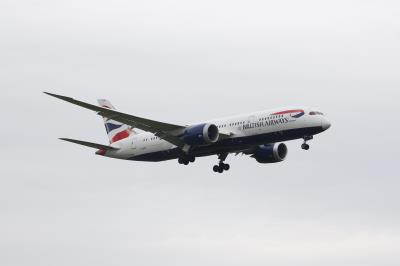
{"left": 59, "top": 138, "right": 118, "bottom": 150}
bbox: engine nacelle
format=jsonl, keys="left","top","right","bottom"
{"left": 252, "top": 143, "right": 288, "bottom": 163}
{"left": 182, "top": 123, "right": 219, "bottom": 145}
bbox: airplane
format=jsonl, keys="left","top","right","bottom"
{"left": 44, "top": 92, "right": 331, "bottom": 173}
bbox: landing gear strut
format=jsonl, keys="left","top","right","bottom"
{"left": 213, "top": 153, "right": 230, "bottom": 173}
{"left": 301, "top": 136, "right": 313, "bottom": 150}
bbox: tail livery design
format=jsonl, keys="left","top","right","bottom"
{"left": 97, "top": 99, "right": 135, "bottom": 143}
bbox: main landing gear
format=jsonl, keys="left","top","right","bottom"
{"left": 301, "top": 136, "right": 313, "bottom": 150}
{"left": 178, "top": 155, "right": 195, "bottom": 165}
{"left": 213, "top": 153, "right": 230, "bottom": 173}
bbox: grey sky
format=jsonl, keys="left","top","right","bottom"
{"left": 1, "top": 0, "right": 400, "bottom": 265}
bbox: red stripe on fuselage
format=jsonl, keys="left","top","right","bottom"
{"left": 111, "top": 130, "right": 130, "bottom": 143}
{"left": 272, "top": 109, "right": 304, "bottom": 115}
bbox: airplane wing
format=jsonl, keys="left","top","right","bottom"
{"left": 45, "top": 92, "right": 186, "bottom": 147}
{"left": 60, "top": 138, "right": 119, "bottom": 150}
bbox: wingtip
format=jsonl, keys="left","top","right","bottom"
{"left": 43, "top": 91, "right": 59, "bottom": 98}
{"left": 43, "top": 91, "right": 55, "bottom": 96}
{"left": 43, "top": 92, "right": 74, "bottom": 102}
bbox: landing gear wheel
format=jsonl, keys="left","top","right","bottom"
{"left": 213, "top": 164, "right": 227, "bottom": 173}
{"left": 222, "top": 163, "right": 230, "bottom": 171}
{"left": 178, "top": 157, "right": 190, "bottom": 165}
{"left": 301, "top": 136, "right": 312, "bottom": 150}
{"left": 213, "top": 153, "right": 230, "bottom": 173}
{"left": 213, "top": 165, "right": 219, "bottom": 172}
{"left": 301, "top": 143, "right": 310, "bottom": 150}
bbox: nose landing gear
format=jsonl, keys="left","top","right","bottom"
{"left": 301, "top": 136, "right": 313, "bottom": 150}
{"left": 301, "top": 143, "right": 310, "bottom": 150}
{"left": 213, "top": 153, "right": 230, "bottom": 173}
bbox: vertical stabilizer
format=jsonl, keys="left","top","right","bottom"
{"left": 98, "top": 99, "right": 135, "bottom": 143}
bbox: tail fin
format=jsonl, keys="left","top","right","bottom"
{"left": 98, "top": 99, "right": 136, "bottom": 143}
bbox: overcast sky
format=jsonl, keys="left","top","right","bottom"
{"left": 1, "top": 0, "right": 400, "bottom": 265}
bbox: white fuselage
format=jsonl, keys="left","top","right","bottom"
{"left": 103, "top": 107, "right": 330, "bottom": 161}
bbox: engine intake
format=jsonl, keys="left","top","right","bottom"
{"left": 252, "top": 143, "right": 288, "bottom": 163}
{"left": 183, "top": 123, "right": 219, "bottom": 145}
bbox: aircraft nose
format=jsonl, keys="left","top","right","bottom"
{"left": 321, "top": 117, "right": 331, "bottom": 131}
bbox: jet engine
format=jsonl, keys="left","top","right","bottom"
{"left": 251, "top": 143, "right": 288, "bottom": 163}
{"left": 182, "top": 123, "right": 219, "bottom": 145}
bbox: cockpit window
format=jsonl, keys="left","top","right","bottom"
{"left": 309, "top": 111, "right": 324, "bottom": 115}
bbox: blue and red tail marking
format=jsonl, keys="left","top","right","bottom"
{"left": 98, "top": 99, "right": 134, "bottom": 143}
{"left": 105, "top": 122, "right": 124, "bottom": 134}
